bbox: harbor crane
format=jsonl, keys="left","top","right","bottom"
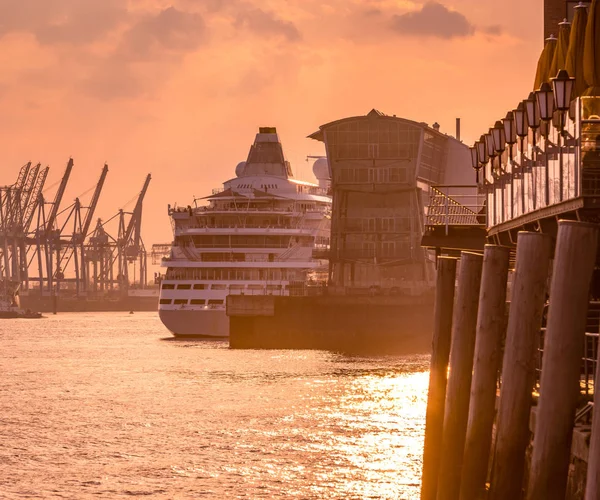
{"left": 1, "top": 159, "right": 153, "bottom": 307}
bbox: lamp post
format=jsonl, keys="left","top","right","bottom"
{"left": 514, "top": 102, "right": 529, "bottom": 213}
{"left": 536, "top": 82, "right": 555, "bottom": 205}
{"left": 485, "top": 129, "right": 499, "bottom": 224}
{"left": 526, "top": 92, "right": 541, "bottom": 153}
{"left": 477, "top": 134, "right": 493, "bottom": 224}
{"left": 477, "top": 135, "right": 489, "bottom": 174}
{"left": 485, "top": 131, "right": 497, "bottom": 168}
{"left": 552, "top": 69, "right": 575, "bottom": 201}
{"left": 470, "top": 146, "right": 481, "bottom": 183}
{"left": 492, "top": 121, "right": 507, "bottom": 222}
{"left": 552, "top": 69, "right": 575, "bottom": 131}
{"left": 503, "top": 112, "right": 518, "bottom": 160}
{"left": 504, "top": 112, "right": 518, "bottom": 218}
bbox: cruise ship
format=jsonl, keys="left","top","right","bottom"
{"left": 158, "top": 127, "right": 332, "bottom": 338}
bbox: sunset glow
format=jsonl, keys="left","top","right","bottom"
{"left": 0, "top": 0, "right": 543, "bottom": 245}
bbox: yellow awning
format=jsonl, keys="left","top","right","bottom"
{"left": 534, "top": 35, "right": 558, "bottom": 90}
{"left": 584, "top": 0, "right": 600, "bottom": 95}
{"left": 549, "top": 19, "right": 571, "bottom": 79}
{"left": 565, "top": 2, "right": 589, "bottom": 97}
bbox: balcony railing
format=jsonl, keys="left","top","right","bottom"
{"left": 425, "top": 185, "right": 486, "bottom": 233}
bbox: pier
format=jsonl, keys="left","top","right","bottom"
{"left": 420, "top": 1, "right": 600, "bottom": 498}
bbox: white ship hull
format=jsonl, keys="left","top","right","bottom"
{"left": 159, "top": 308, "right": 228, "bottom": 338}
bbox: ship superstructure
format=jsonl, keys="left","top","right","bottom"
{"left": 158, "top": 127, "right": 331, "bottom": 338}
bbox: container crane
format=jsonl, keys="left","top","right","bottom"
{"left": 117, "top": 174, "right": 151, "bottom": 292}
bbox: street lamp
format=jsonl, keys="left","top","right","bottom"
{"left": 492, "top": 121, "right": 508, "bottom": 220}
{"left": 476, "top": 135, "right": 488, "bottom": 179}
{"left": 485, "top": 131, "right": 496, "bottom": 161}
{"left": 551, "top": 69, "right": 575, "bottom": 201}
{"left": 552, "top": 69, "right": 574, "bottom": 110}
{"left": 526, "top": 91, "right": 541, "bottom": 135}
{"left": 470, "top": 146, "right": 481, "bottom": 183}
{"left": 503, "top": 111, "right": 518, "bottom": 160}
{"left": 535, "top": 82, "right": 555, "bottom": 136}
{"left": 492, "top": 120, "right": 506, "bottom": 154}
{"left": 535, "top": 82, "right": 555, "bottom": 205}
{"left": 514, "top": 102, "right": 529, "bottom": 159}
{"left": 552, "top": 69, "right": 575, "bottom": 131}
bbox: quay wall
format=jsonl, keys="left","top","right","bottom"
{"left": 20, "top": 294, "right": 158, "bottom": 312}
{"left": 524, "top": 407, "right": 591, "bottom": 500}
{"left": 227, "top": 294, "right": 435, "bottom": 354}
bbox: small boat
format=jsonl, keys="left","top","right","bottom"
{"left": 0, "top": 280, "right": 43, "bottom": 319}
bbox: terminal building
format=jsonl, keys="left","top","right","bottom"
{"left": 308, "top": 109, "right": 472, "bottom": 294}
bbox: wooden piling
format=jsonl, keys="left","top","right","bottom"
{"left": 488, "top": 232, "right": 552, "bottom": 500}
{"left": 421, "top": 257, "right": 458, "bottom": 500}
{"left": 526, "top": 221, "right": 599, "bottom": 500}
{"left": 436, "top": 252, "right": 483, "bottom": 500}
{"left": 459, "top": 245, "right": 510, "bottom": 500}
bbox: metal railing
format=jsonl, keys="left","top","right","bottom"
{"left": 426, "top": 185, "right": 486, "bottom": 233}
{"left": 534, "top": 302, "right": 599, "bottom": 399}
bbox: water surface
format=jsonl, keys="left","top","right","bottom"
{"left": 1, "top": 312, "right": 428, "bottom": 499}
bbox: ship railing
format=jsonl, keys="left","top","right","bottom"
{"left": 187, "top": 207, "right": 326, "bottom": 214}
{"left": 183, "top": 243, "right": 311, "bottom": 249}
{"left": 426, "top": 185, "right": 486, "bottom": 234}
{"left": 176, "top": 225, "right": 317, "bottom": 232}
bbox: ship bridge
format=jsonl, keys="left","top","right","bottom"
{"left": 236, "top": 127, "right": 294, "bottom": 179}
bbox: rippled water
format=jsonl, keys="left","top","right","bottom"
{"left": 1, "top": 312, "right": 429, "bottom": 499}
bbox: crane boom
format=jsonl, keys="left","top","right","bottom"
{"left": 22, "top": 166, "right": 49, "bottom": 233}
{"left": 123, "top": 174, "right": 151, "bottom": 245}
{"left": 13, "top": 162, "right": 31, "bottom": 190}
{"left": 81, "top": 164, "right": 108, "bottom": 238}
{"left": 19, "top": 163, "right": 41, "bottom": 223}
{"left": 8, "top": 163, "right": 31, "bottom": 228}
{"left": 46, "top": 158, "right": 74, "bottom": 233}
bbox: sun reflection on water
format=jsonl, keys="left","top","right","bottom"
{"left": 328, "top": 370, "right": 429, "bottom": 499}
{"left": 2, "top": 315, "right": 431, "bottom": 500}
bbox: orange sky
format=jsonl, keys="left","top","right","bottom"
{"left": 0, "top": 0, "right": 544, "bottom": 247}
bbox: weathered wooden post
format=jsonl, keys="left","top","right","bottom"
{"left": 421, "top": 257, "right": 458, "bottom": 500}
{"left": 488, "top": 232, "right": 552, "bottom": 500}
{"left": 436, "top": 252, "right": 483, "bottom": 500}
{"left": 526, "top": 221, "right": 599, "bottom": 500}
{"left": 459, "top": 245, "right": 510, "bottom": 500}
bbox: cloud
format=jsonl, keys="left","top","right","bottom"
{"left": 119, "top": 7, "right": 207, "bottom": 60}
{"left": 0, "top": 0, "right": 126, "bottom": 45}
{"left": 391, "top": 2, "right": 475, "bottom": 39}
{"left": 483, "top": 24, "right": 503, "bottom": 36}
{"left": 234, "top": 7, "right": 302, "bottom": 42}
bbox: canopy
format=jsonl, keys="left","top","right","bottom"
{"left": 534, "top": 35, "right": 558, "bottom": 90}
{"left": 584, "top": 0, "right": 600, "bottom": 95}
{"left": 549, "top": 19, "right": 571, "bottom": 80}
{"left": 565, "top": 2, "right": 589, "bottom": 97}
{"left": 200, "top": 188, "right": 248, "bottom": 200}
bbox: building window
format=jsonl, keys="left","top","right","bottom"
{"left": 193, "top": 284, "right": 206, "bottom": 290}
{"left": 161, "top": 283, "right": 175, "bottom": 290}
{"left": 177, "top": 284, "right": 191, "bottom": 290}
{"left": 159, "top": 299, "right": 172, "bottom": 305}
{"left": 174, "top": 299, "right": 188, "bottom": 305}
{"left": 190, "top": 299, "right": 205, "bottom": 305}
